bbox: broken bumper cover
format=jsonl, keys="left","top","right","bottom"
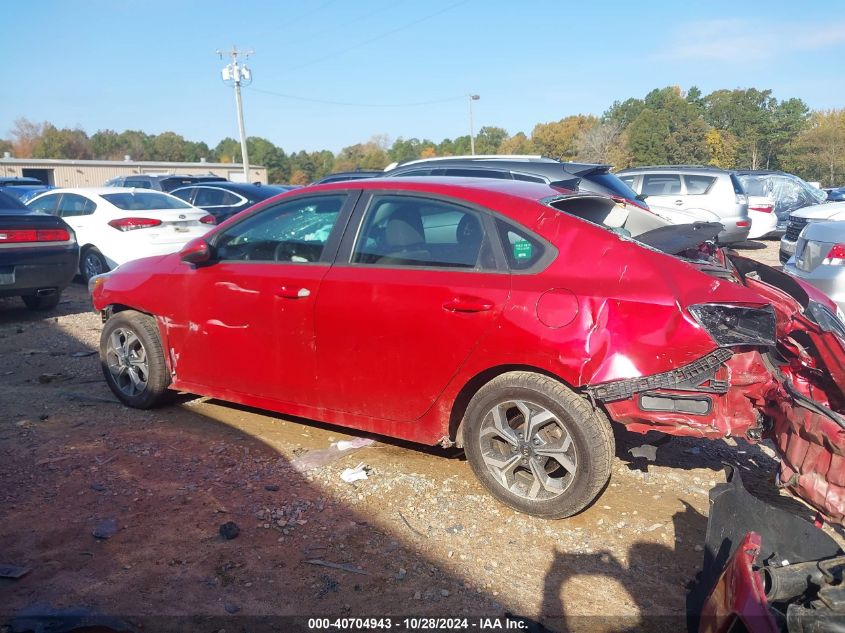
{"left": 586, "top": 343, "right": 845, "bottom": 525}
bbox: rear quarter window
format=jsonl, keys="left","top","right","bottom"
{"left": 496, "top": 219, "right": 546, "bottom": 271}
{"left": 683, "top": 175, "right": 717, "bottom": 195}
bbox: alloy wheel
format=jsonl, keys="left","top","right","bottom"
{"left": 105, "top": 327, "right": 149, "bottom": 397}
{"left": 479, "top": 399, "right": 578, "bottom": 501}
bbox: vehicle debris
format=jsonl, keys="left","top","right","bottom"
{"left": 628, "top": 443, "right": 659, "bottom": 461}
{"left": 291, "top": 438, "right": 375, "bottom": 473}
{"left": 340, "top": 463, "right": 369, "bottom": 483}
{"left": 305, "top": 559, "right": 368, "bottom": 575}
{"left": 92, "top": 519, "right": 118, "bottom": 540}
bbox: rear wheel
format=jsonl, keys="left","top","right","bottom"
{"left": 100, "top": 310, "right": 171, "bottom": 408}
{"left": 81, "top": 247, "right": 109, "bottom": 282}
{"left": 463, "top": 371, "right": 614, "bottom": 519}
{"left": 21, "top": 292, "right": 61, "bottom": 311}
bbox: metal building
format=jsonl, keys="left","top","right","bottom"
{"left": 0, "top": 156, "right": 268, "bottom": 187}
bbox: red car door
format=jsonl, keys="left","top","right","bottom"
{"left": 172, "top": 192, "right": 355, "bottom": 404}
{"left": 315, "top": 193, "right": 511, "bottom": 421}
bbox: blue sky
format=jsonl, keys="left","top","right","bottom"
{"left": 5, "top": 0, "right": 845, "bottom": 154}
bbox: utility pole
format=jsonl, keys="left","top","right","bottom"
{"left": 468, "top": 94, "right": 480, "bottom": 155}
{"left": 217, "top": 47, "right": 254, "bottom": 182}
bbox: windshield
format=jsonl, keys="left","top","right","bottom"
{"left": 101, "top": 192, "right": 192, "bottom": 211}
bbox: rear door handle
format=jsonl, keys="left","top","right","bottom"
{"left": 674, "top": 200, "right": 684, "bottom": 206}
{"left": 443, "top": 297, "right": 493, "bottom": 313}
{"left": 276, "top": 286, "right": 311, "bottom": 299}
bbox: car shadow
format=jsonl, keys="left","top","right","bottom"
{"left": 537, "top": 501, "right": 708, "bottom": 632}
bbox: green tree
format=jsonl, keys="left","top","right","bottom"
{"left": 705, "top": 129, "right": 739, "bottom": 168}
{"left": 473, "top": 126, "right": 509, "bottom": 154}
{"left": 247, "top": 136, "right": 289, "bottom": 183}
{"left": 388, "top": 137, "right": 435, "bottom": 164}
{"left": 150, "top": 131, "right": 189, "bottom": 162}
{"left": 626, "top": 110, "right": 671, "bottom": 165}
{"left": 531, "top": 115, "right": 597, "bottom": 160}
{"left": 214, "top": 137, "right": 241, "bottom": 164}
{"left": 32, "top": 125, "right": 92, "bottom": 159}
{"left": 782, "top": 109, "right": 845, "bottom": 185}
{"left": 498, "top": 132, "right": 535, "bottom": 155}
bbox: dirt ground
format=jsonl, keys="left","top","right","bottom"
{"left": 0, "top": 239, "right": 833, "bottom": 632}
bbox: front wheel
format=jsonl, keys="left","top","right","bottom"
{"left": 463, "top": 372, "right": 614, "bottom": 519}
{"left": 100, "top": 310, "right": 171, "bottom": 408}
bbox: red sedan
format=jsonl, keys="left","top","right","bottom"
{"left": 90, "top": 178, "right": 845, "bottom": 521}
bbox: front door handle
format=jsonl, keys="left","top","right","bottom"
{"left": 276, "top": 286, "right": 311, "bottom": 299}
{"left": 443, "top": 296, "right": 493, "bottom": 313}
{"left": 675, "top": 199, "right": 684, "bottom": 206}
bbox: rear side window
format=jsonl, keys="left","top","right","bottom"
{"left": 683, "top": 175, "right": 716, "bottom": 195}
{"left": 512, "top": 172, "right": 546, "bottom": 184}
{"left": 170, "top": 188, "right": 195, "bottom": 202}
{"left": 618, "top": 175, "right": 636, "bottom": 189}
{"left": 496, "top": 219, "right": 545, "bottom": 271}
{"left": 59, "top": 193, "right": 96, "bottom": 217}
{"left": 123, "top": 179, "right": 152, "bottom": 189}
{"left": 101, "top": 192, "right": 191, "bottom": 210}
{"left": 194, "top": 188, "right": 241, "bottom": 207}
{"left": 352, "top": 195, "right": 492, "bottom": 269}
{"left": 729, "top": 174, "right": 745, "bottom": 195}
{"left": 442, "top": 168, "right": 509, "bottom": 179}
{"left": 641, "top": 174, "right": 682, "bottom": 196}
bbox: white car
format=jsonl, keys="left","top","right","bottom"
{"left": 27, "top": 187, "right": 215, "bottom": 280}
{"left": 746, "top": 195, "right": 779, "bottom": 240}
{"left": 779, "top": 200, "right": 845, "bottom": 264}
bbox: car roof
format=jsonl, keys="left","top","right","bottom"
{"left": 32, "top": 187, "right": 179, "bottom": 197}
{"left": 617, "top": 165, "right": 729, "bottom": 174}
{"left": 0, "top": 177, "right": 43, "bottom": 185}
{"left": 299, "top": 176, "right": 580, "bottom": 232}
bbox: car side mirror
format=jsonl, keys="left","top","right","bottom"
{"left": 180, "top": 239, "right": 212, "bottom": 265}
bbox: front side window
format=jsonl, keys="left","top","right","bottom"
{"left": 352, "top": 195, "right": 491, "bottom": 269}
{"left": 683, "top": 175, "right": 717, "bottom": 195}
{"left": 215, "top": 195, "right": 346, "bottom": 263}
{"left": 27, "top": 194, "right": 61, "bottom": 215}
{"left": 195, "top": 188, "right": 242, "bottom": 207}
{"left": 59, "top": 193, "right": 96, "bottom": 217}
{"left": 641, "top": 174, "right": 682, "bottom": 196}
{"left": 170, "top": 187, "right": 195, "bottom": 202}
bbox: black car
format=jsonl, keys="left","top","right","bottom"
{"left": 311, "top": 170, "right": 384, "bottom": 185}
{"left": 0, "top": 191, "right": 78, "bottom": 311}
{"left": 383, "top": 156, "right": 648, "bottom": 209}
{"left": 170, "top": 182, "right": 293, "bottom": 222}
{"left": 104, "top": 174, "right": 228, "bottom": 192}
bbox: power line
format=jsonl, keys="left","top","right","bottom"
{"left": 244, "top": 85, "right": 464, "bottom": 108}
{"left": 282, "top": 0, "right": 471, "bottom": 73}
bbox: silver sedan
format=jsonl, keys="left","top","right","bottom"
{"left": 784, "top": 220, "right": 845, "bottom": 313}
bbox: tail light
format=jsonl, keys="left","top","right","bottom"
{"left": 736, "top": 193, "right": 749, "bottom": 205}
{"left": 108, "top": 217, "right": 162, "bottom": 232}
{"left": 749, "top": 204, "right": 774, "bottom": 214}
{"left": 0, "top": 228, "right": 71, "bottom": 243}
{"left": 199, "top": 215, "right": 216, "bottom": 225}
{"left": 823, "top": 244, "right": 845, "bottom": 266}
{"left": 737, "top": 220, "right": 750, "bottom": 228}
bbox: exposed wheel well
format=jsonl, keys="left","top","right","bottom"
{"left": 449, "top": 365, "right": 576, "bottom": 447}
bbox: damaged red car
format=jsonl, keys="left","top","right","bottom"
{"left": 89, "top": 178, "right": 845, "bottom": 522}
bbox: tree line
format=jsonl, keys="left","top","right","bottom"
{"left": 4, "top": 86, "right": 844, "bottom": 186}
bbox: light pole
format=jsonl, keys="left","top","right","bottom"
{"left": 468, "top": 94, "right": 480, "bottom": 155}
{"left": 217, "top": 47, "right": 254, "bottom": 182}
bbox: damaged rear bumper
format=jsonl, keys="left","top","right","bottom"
{"left": 586, "top": 341, "right": 845, "bottom": 525}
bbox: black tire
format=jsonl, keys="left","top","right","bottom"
{"left": 81, "top": 247, "right": 109, "bottom": 282}
{"left": 462, "top": 371, "right": 614, "bottom": 519}
{"left": 21, "top": 292, "right": 61, "bottom": 311}
{"left": 100, "top": 310, "right": 171, "bottom": 409}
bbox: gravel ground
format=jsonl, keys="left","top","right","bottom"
{"left": 0, "top": 239, "right": 832, "bottom": 632}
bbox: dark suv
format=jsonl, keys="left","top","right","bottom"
{"left": 383, "top": 156, "right": 648, "bottom": 209}
{"left": 104, "top": 174, "right": 227, "bottom": 192}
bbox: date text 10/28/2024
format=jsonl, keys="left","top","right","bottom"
{"left": 307, "top": 618, "right": 529, "bottom": 631}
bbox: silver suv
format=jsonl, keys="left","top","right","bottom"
{"left": 616, "top": 166, "right": 751, "bottom": 244}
